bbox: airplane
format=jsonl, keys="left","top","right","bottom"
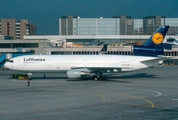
{"left": 85, "top": 40, "right": 104, "bottom": 46}
{"left": 166, "top": 38, "right": 178, "bottom": 46}
{"left": 4, "top": 25, "right": 170, "bottom": 81}
{"left": 99, "top": 44, "right": 108, "bottom": 55}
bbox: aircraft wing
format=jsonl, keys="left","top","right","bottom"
{"left": 71, "top": 66, "right": 132, "bottom": 73}
{"left": 140, "top": 56, "right": 173, "bottom": 65}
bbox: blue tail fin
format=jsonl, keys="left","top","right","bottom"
{"left": 143, "top": 25, "right": 169, "bottom": 46}
{"left": 132, "top": 25, "right": 170, "bottom": 56}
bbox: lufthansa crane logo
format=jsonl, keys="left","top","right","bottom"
{"left": 152, "top": 33, "right": 164, "bottom": 44}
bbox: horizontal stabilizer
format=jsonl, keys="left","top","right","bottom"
{"left": 141, "top": 56, "right": 173, "bottom": 66}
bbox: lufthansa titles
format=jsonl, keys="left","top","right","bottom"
{"left": 24, "top": 58, "right": 45, "bottom": 61}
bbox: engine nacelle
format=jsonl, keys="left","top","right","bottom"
{"left": 132, "top": 45, "right": 164, "bottom": 56}
{"left": 67, "top": 70, "right": 90, "bottom": 78}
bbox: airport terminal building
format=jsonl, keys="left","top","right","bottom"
{"left": 0, "top": 15, "right": 178, "bottom": 66}
{"left": 59, "top": 15, "right": 178, "bottom": 35}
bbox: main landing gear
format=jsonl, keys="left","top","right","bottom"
{"left": 93, "top": 71, "right": 103, "bottom": 81}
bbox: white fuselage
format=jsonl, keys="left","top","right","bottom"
{"left": 4, "top": 55, "right": 160, "bottom": 73}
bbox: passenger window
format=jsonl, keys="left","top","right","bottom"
{"left": 9, "top": 60, "right": 13, "bottom": 63}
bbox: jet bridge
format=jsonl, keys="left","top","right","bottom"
{"left": 0, "top": 54, "right": 6, "bottom": 68}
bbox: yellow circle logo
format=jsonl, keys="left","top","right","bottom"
{"left": 152, "top": 33, "right": 164, "bottom": 44}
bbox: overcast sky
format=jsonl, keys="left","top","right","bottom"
{"left": 0, "top": 0, "right": 178, "bottom": 35}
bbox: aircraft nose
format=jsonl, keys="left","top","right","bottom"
{"left": 4, "top": 62, "right": 9, "bottom": 69}
{"left": 4, "top": 62, "right": 8, "bottom": 69}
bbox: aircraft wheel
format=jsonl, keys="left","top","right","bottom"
{"left": 93, "top": 75, "right": 98, "bottom": 81}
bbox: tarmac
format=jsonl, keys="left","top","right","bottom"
{"left": 0, "top": 66, "right": 178, "bottom": 120}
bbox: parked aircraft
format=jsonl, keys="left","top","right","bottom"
{"left": 4, "top": 26, "right": 170, "bottom": 81}
{"left": 99, "top": 44, "right": 108, "bottom": 55}
{"left": 166, "top": 38, "right": 178, "bottom": 46}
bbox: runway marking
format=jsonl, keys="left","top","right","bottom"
{"left": 137, "top": 89, "right": 162, "bottom": 97}
{"left": 96, "top": 92, "right": 155, "bottom": 108}
{"left": 152, "top": 91, "right": 162, "bottom": 97}
{"left": 47, "top": 88, "right": 155, "bottom": 108}
{"left": 15, "top": 85, "right": 157, "bottom": 109}
{"left": 121, "top": 94, "right": 155, "bottom": 108}
{"left": 164, "top": 93, "right": 177, "bottom": 97}
{"left": 172, "top": 99, "right": 178, "bottom": 101}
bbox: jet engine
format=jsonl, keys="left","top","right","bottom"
{"left": 67, "top": 70, "right": 90, "bottom": 78}
{"left": 132, "top": 45, "right": 164, "bottom": 56}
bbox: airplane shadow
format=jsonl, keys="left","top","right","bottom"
{"left": 68, "top": 73, "right": 158, "bottom": 82}
{"left": 31, "top": 76, "right": 67, "bottom": 80}
{"left": 30, "top": 73, "right": 157, "bottom": 83}
{"left": 109, "top": 73, "right": 158, "bottom": 79}
{"left": 103, "top": 73, "right": 158, "bottom": 82}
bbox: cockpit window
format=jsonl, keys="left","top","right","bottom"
{"left": 8, "top": 60, "right": 13, "bottom": 63}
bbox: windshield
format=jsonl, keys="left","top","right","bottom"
{"left": 8, "top": 60, "right": 14, "bottom": 63}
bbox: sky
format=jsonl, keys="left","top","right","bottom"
{"left": 0, "top": 0, "right": 178, "bottom": 35}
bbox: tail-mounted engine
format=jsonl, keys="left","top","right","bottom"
{"left": 132, "top": 45, "right": 164, "bottom": 56}
{"left": 67, "top": 70, "right": 90, "bottom": 78}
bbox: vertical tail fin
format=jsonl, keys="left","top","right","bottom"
{"left": 99, "top": 44, "right": 108, "bottom": 55}
{"left": 143, "top": 25, "right": 169, "bottom": 46}
{"left": 132, "top": 25, "right": 170, "bottom": 56}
